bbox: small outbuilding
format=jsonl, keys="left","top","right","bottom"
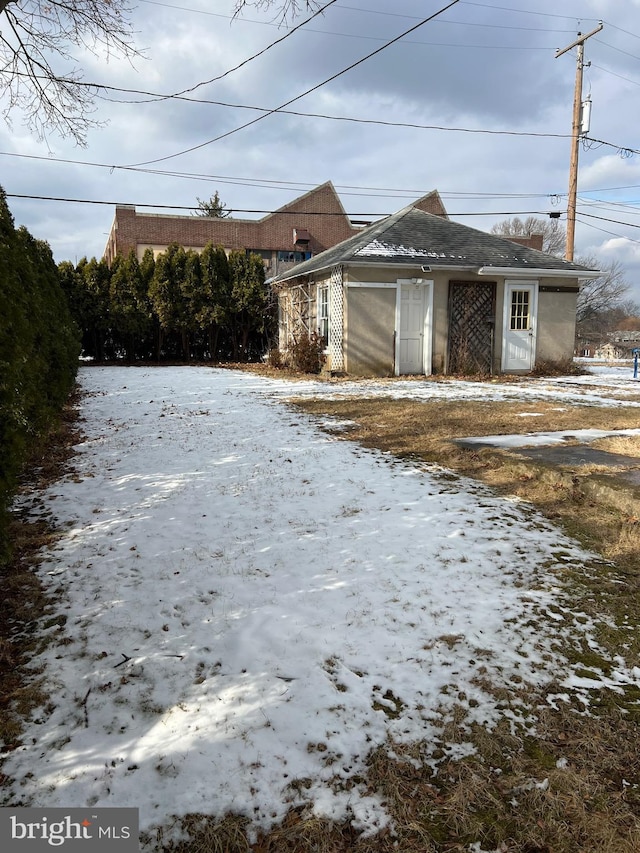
{"left": 271, "top": 205, "right": 599, "bottom": 376}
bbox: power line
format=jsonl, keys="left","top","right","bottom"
{"left": 604, "top": 22, "right": 640, "bottom": 44}
{"left": 139, "top": 0, "right": 577, "bottom": 34}
{"left": 335, "top": 2, "right": 574, "bottom": 33}
{"left": 0, "top": 150, "right": 559, "bottom": 196}
{"left": 14, "top": 192, "right": 640, "bottom": 234}
{"left": 58, "top": 82, "right": 575, "bottom": 141}
{"left": 5, "top": 192, "right": 558, "bottom": 218}
{"left": 0, "top": 144, "right": 572, "bottom": 197}
{"left": 124, "top": 0, "right": 462, "bottom": 168}
{"left": 577, "top": 196, "right": 640, "bottom": 214}
{"left": 99, "top": 35, "right": 552, "bottom": 104}
{"left": 578, "top": 211, "right": 640, "bottom": 230}
{"left": 138, "top": 0, "right": 339, "bottom": 103}
{"left": 591, "top": 63, "right": 640, "bottom": 88}
{"left": 2, "top": 123, "right": 639, "bottom": 197}
{"left": 458, "top": 1, "right": 600, "bottom": 24}
{"left": 593, "top": 37, "right": 640, "bottom": 62}
{"left": 584, "top": 136, "right": 640, "bottom": 157}
{"left": 576, "top": 216, "right": 640, "bottom": 246}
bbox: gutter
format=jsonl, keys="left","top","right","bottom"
{"left": 271, "top": 262, "right": 603, "bottom": 286}
{"left": 477, "top": 266, "right": 601, "bottom": 279}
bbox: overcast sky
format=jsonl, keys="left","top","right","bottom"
{"left": 3, "top": 0, "right": 640, "bottom": 301}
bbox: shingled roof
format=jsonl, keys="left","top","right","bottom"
{"left": 270, "top": 205, "right": 598, "bottom": 282}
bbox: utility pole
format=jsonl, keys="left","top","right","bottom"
{"left": 555, "top": 22, "right": 603, "bottom": 261}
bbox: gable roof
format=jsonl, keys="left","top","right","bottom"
{"left": 260, "top": 180, "right": 350, "bottom": 222}
{"left": 104, "top": 180, "right": 361, "bottom": 263}
{"left": 270, "top": 206, "right": 599, "bottom": 282}
{"left": 411, "top": 189, "right": 449, "bottom": 219}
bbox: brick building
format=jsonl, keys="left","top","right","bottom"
{"left": 103, "top": 181, "right": 449, "bottom": 278}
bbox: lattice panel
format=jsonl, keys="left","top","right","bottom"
{"left": 448, "top": 281, "right": 496, "bottom": 374}
{"left": 277, "top": 281, "right": 315, "bottom": 352}
{"left": 329, "top": 265, "right": 344, "bottom": 371}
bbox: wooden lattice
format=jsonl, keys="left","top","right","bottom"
{"left": 277, "top": 280, "right": 314, "bottom": 350}
{"left": 329, "top": 265, "right": 344, "bottom": 371}
{"left": 447, "top": 281, "right": 496, "bottom": 374}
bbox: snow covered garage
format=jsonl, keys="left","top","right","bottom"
{"left": 272, "top": 205, "right": 599, "bottom": 377}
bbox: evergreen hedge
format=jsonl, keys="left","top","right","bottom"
{"left": 63, "top": 245, "right": 275, "bottom": 362}
{"left": 0, "top": 189, "right": 80, "bottom": 564}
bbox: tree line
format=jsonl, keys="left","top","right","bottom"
{"left": 0, "top": 188, "right": 80, "bottom": 564}
{"left": 59, "top": 244, "right": 275, "bottom": 363}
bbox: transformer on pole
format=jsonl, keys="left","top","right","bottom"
{"left": 555, "top": 22, "right": 603, "bottom": 261}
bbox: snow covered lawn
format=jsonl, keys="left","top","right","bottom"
{"left": 3, "top": 366, "right": 636, "bottom": 844}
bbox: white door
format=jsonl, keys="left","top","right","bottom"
{"left": 502, "top": 281, "right": 538, "bottom": 371}
{"left": 397, "top": 281, "right": 432, "bottom": 375}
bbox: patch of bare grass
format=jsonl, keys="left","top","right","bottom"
{"left": 0, "top": 388, "right": 81, "bottom": 754}
{"left": 143, "top": 700, "right": 640, "bottom": 852}
{"left": 292, "top": 397, "right": 640, "bottom": 449}
{"left": 363, "top": 696, "right": 640, "bottom": 853}
{"left": 291, "top": 397, "right": 640, "bottom": 640}
{"left": 262, "top": 392, "right": 640, "bottom": 849}
{"left": 591, "top": 434, "right": 640, "bottom": 457}
{"left": 292, "top": 396, "right": 640, "bottom": 571}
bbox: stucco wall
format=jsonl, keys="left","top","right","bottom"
{"left": 536, "top": 287, "right": 579, "bottom": 364}
{"left": 345, "top": 287, "right": 396, "bottom": 376}
{"left": 285, "top": 267, "right": 580, "bottom": 377}
{"left": 430, "top": 272, "right": 452, "bottom": 374}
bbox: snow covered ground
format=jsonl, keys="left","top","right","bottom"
{"left": 3, "top": 365, "right": 640, "bottom": 844}
{"left": 240, "top": 362, "right": 640, "bottom": 408}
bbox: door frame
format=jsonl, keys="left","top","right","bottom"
{"left": 501, "top": 279, "right": 539, "bottom": 371}
{"left": 395, "top": 278, "right": 433, "bottom": 375}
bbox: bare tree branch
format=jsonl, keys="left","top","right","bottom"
{"left": 490, "top": 216, "right": 566, "bottom": 257}
{"left": 575, "top": 256, "right": 630, "bottom": 324}
{"left": 0, "top": 0, "right": 141, "bottom": 144}
{"left": 233, "top": 0, "right": 320, "bottom": 24}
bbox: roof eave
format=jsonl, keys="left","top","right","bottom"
{"left": 269, "top": 262, "right": 334, "bottom": 285}
{"left": 477, "top": 265, "right": 601, "bottom": 279}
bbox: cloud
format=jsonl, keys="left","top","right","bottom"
{"left": 580, "top": 155, "right": 640, "bottom": 190}
{"left": 0, "top": 0, "right": 638, "bottom": 273}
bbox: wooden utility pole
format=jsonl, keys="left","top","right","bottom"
{"left": 555, "top": 22, "right": 603, "bottom": 261}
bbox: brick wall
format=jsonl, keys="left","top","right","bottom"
{"left": 412, "top": 190, "right": 449, "bottom": 218}
{"left": 104, "top": 182, "right": 361, "bottom": 264}
{"left": 508, "top": 235, "right": 544, "bottom": 251}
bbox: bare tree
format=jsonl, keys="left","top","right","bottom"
{"left": 0, "top": 0, "right": 140, "bottom": 144}
{"left": 575, "top": 257, "right": 630, "bottom": 327}
{"left": 490, "top": 216, "right": 566, "bottom": 257}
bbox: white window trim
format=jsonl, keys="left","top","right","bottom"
{"left": 317, "top": 283, "right": 329, "bottom": 348}
{"left": 344, "top": 281, "right": 397, "bottom": 288}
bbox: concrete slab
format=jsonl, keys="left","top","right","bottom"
{"left": 457, "top": 438, "right": 640, "bottom": 488}
{"left": 511, "top": 445, "right": 640, "bottom": 469}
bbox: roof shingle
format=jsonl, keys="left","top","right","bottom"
{"left": 271, "top": 206, "right": 598, "bottom": 282}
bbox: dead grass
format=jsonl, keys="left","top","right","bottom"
{"left": 141, "top": 700, "right": 640, "bottom": 852}
{"left": 0, "top": 387, "right": 82, "bottom": 752}
{"left": 591, "top": 434, "right": 640, "bottom": 457}
{"left": 5, "top": 374, "right": 640, "bottom": 851}
{"left": 290, "top": 394, "right": 640, "bottom": 661}
{"left": 290, "top": 396, "right": 640, "bottom": 571}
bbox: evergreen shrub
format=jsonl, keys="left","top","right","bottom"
{"left": 0, "top": 189, "right": 80, "bottom": 565}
